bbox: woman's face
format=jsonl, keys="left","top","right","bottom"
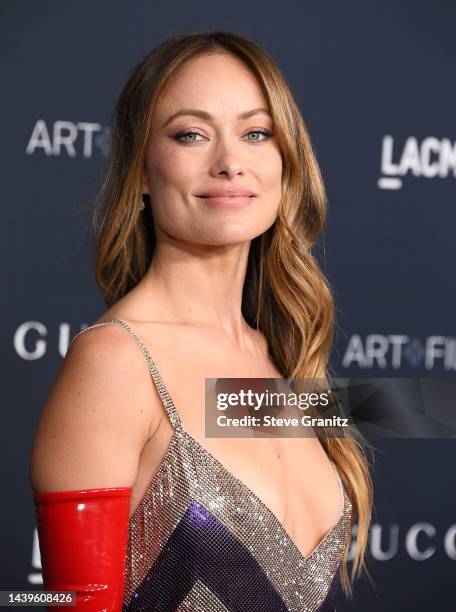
{"left": 142, "top": 51, "right": 282, "bottom": 247}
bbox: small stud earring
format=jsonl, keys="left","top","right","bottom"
{"left": 139, "top": 195, "right": 145, "bottom": 211}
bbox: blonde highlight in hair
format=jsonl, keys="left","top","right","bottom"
{"left": 92, "top": 30, "right": 373, "bottom": 597}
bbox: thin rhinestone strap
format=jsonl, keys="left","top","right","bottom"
{"left": 68, "top": 318, "right": 183, "bottom": 432}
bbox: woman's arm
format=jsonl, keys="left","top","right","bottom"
{"left": 30, "top": 326, "right": 154, "bottom": 611}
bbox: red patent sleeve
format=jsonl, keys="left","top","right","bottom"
{"left": 33, "top": 487, "right": 131, "bottom": 611}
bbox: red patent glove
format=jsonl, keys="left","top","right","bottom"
{"left": 33, "top": 487, "right": 131, "bottom": 611}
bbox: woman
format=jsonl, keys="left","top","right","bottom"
{"left": 30, "top": 31, "right": 373, "bottom": 611}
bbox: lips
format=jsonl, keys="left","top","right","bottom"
{"left": 195, "top": 190, "right": 256, "bottom": 208}
{"left": 197, "top": 189, "right": 256, "bottom": 198}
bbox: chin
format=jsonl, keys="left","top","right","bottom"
{"left": 202, "top": 224, "right": 270, "bottom": 245}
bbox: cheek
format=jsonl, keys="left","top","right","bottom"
{"left": 263, "top": 155, "right": 282, "bottom": 202}
{"left": 262, "top": 168, "right": 282, "bottom": 223}
{"left": 261, "top": 146, "right": 282, "bottom": 182}
{"left": 145, "top": 140, "right": 195, "bottom": 187}
{"left": 144, "top": 150, "right": 193, "bottom": 231}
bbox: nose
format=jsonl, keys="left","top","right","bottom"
{"left": 209, "top": 137, "right": 245, "bottom": 178}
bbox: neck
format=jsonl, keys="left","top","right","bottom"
{"left": 138, "top": 235, "right": 254, "bottom": 346}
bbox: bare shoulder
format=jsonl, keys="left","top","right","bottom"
{"left": 29, "top": 321, "right": 163, "bottom": 494}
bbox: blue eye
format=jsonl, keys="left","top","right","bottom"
{"left": 173, "top": 129, "right": 272, "bottom": 144}
{"left": 245, "top": 129, "right": 272, "bottom": 142}
{"left": 174, "top": 131, "right": 204, "bottom": 143}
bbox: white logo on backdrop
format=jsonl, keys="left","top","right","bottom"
{"left": 348, "top": 522, "right": 456, "bottom": 562}
{"left": 378, "top": 135, "right": 456, "bottom": 190}
{"left": 343, "top": 334, "right": 456, "bottom": 370}
{"left": 13, "top": 322, "right": 86, "bottom": 359}
{"left": 27, "top": 529, "right": 42, "bottom": 585}
{"left": 25, "top": 120, "right": 111, "bottom": 158}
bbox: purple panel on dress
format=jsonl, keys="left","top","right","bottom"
{"left": 125, "top": 499, "right": 288, "bottom": 612}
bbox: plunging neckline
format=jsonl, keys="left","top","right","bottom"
{"left": 129, "top": 425, "right": 347, "bottom": 566}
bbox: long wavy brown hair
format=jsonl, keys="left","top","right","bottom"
{"left": 89, "top": 30, "right": 373, "bottom": 597}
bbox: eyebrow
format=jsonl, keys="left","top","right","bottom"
{"left": 162, "top": 107, "right": 272, "bottom": 128}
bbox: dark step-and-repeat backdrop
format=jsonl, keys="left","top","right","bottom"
{"left": 2, "top": 2, "right": 454, "bottom": 610}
